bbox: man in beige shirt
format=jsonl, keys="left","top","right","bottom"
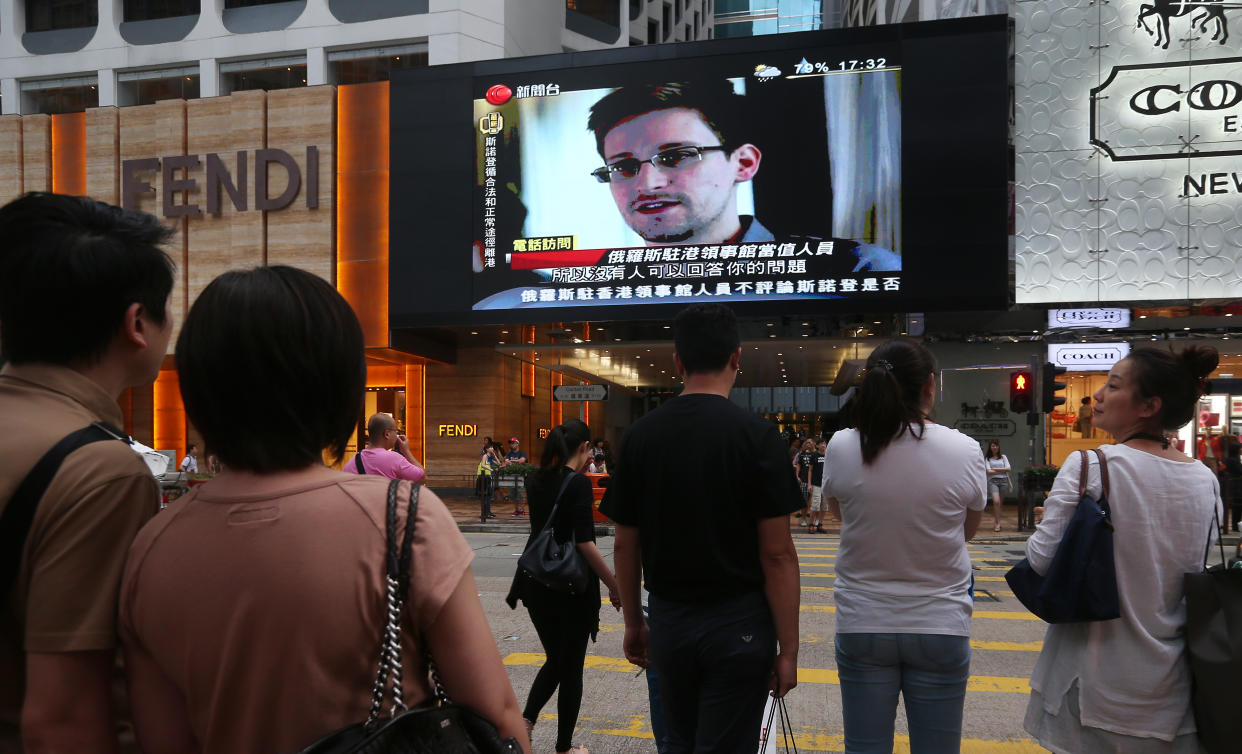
{"left": 0, "top": 193, "right": 175, "bottom": 753}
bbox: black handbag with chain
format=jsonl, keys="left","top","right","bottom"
{"left": 298, "top": 480, "right": 521, "bottom": 754}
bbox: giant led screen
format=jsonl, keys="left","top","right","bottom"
{"left": 391, "top": 16, "right": 1009, "bottom": 326}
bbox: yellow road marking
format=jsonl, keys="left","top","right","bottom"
{"left": 801, "top": 572, "right": 836, "bottom": 578}
{"left": 973, "top": 639, "right": 1043, "bottom": 652}
{"left": 536, "top": 713, "right": 1047, "bottom": 752}
{"left": 800, "top": 604, "right": 1039, "bottom": 621}
{"left": 507, "top": 653, "right": 1031, "bottom": 694}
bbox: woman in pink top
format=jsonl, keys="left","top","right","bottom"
{"left": 118, "top": 267, "right": 530, "bottom": 754}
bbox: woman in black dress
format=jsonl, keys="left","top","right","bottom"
{"left": 506, "top": 419, "right": 621, "bottom": 754}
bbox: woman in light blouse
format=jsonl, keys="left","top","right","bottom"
{"left": 1024, "top": 346, "right": 1222, "bottom": 753}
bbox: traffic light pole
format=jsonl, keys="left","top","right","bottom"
{"left": 1029, "top": 355, "right": 1041, "bottom": 468}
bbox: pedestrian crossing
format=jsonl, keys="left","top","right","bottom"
{"left": 510, "top": 535, "right": 1050, "bottom": 752}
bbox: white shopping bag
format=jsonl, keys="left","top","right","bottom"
{"left": 758, "top": 693, "right": 779, "bottom": 754}
{"left": 757, "top": 692, "right": 798, "bottom": 753}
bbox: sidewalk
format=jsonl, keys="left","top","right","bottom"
{"left": 438, "top": 488, "right": 1152, "bottom": 544}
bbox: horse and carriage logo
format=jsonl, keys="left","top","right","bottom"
{"left": 1137, "top": 0, "right": 1234, "bottom": 49}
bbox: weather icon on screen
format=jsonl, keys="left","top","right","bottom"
{"left": 753, "top": 64, "right": 782, "bottom": 81}
{"left": 485, "top": 84, "right": 512, "bottom": 105}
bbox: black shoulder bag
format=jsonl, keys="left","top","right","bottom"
{"left": 0, "top": 421, "right": 129, "bottom": 602}
{"left": 1184, "top": 504, "right": 1242, "bottom": 754}
{"left": 298, "top": 480, "right": 521, "bottom": 754}
{"left": 516, "top": 472, "right": 590, "bottom": 596}
{"left": 1005, "top": 448, "right": 1120, "bottom": 623}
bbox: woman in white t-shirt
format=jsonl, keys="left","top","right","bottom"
{"left": 825, "top": 339, "right": 987, "bottom": 753}
{"left": 984, "top": 440, "right": 1010, "bottom": 532}
{"left": 1023, "top": 346, "right": 1222, "bottom": 754}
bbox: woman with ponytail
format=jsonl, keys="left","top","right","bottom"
{"left": 823, "top": 338, "right": 988, "bottom": 752}
{"left": 505, "top": 419, "right": 621, "bottom": 754}
{"left": 1024, "top": 346, "right": 1222, "bottom": 753}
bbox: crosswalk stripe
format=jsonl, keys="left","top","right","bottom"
{"left": 800, "top": 604, "right": 1039, "bottom": 621}
{"left": 505, "top": 652, "right": 1031, "bottom": 694}
{"left": 800, "top": 584, "right": 1017, "bottom": 600}
{"left": 534, "top": 712, "right": 1048, "bottom": 752}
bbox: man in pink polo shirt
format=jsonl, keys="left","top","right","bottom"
{"left": 344, "top": 412, "right": 425, "bottom": 482}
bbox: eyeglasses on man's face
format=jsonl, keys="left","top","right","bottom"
{"left": 591, "top": 145, "right": 727, "bottom": 183}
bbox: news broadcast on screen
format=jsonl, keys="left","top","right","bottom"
{"left": 389, "top": 17, "right": 1008, "bottom": 326}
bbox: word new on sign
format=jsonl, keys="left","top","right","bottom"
{"left": 121, "top": 147, "right": 321, "bottom": 218}
{"left": 552, "top": 384, "right": 610, "bottom": 402}
{"left": 438, "top": 424, "right": 478, "bottom": 437}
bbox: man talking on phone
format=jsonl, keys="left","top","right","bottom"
{"left": 344, "top": 412, "right": 425, "bottom": 482}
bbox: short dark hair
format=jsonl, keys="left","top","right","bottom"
{"left": 587, "top": 81, "right": 748, "bottom": 159}
{"left": 1125, "top": 346, "right": 1219, "bottom": 431}
{"left": 854, "top": 339, "right": 937, "bottom": 464}
{"left": 176, "top": 266, "right": 366, "bottom": 473}
{"left": 1081, "top": 397, "right": 1091, "bottom": 405}
{"left": 0, "top": 192, "right": 175, "bottom": 365}
{"left": 187, "top": 443, "right": 198, "bottom": 452}
{"left": 673, "top": 303, "right": 740, "bottom": 375}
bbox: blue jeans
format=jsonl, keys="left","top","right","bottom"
{"left": 835, "top": 633, "right": 971, "bottom": 754}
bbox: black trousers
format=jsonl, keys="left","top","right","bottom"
{"left": 647, "top": 591, "right": 777, "bottom": 754}
{"left": 523, "top": 598, "right": 591, "bottom": 752}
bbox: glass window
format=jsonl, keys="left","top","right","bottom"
{"left": 566, "top": 0, "right": 620, "bottom": 26}
{"left": 118, "top": 71, "right": 200, "bottom": 106}
{"left": 25, "top": 0, "right": 96, "bottom": 32}
{"left": 224, "top": 0, "right": 288, "bottom": 6}
{"left": 124, "top": 0, "right": 198, "bottom": 20}
{"left": 22, "top": 83, "right": 98, "bottom": 114}
{"left": 329, "top": 49, "right": 428, "bottom": 85}
{"left": 221, "top": 63, "right": 307, "bottom": 94}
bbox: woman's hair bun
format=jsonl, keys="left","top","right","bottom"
{"left": 1181, "top": 345, "right": 1220, "bottom": 384}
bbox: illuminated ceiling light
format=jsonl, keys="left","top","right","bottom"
{"left": 769, "top": 333, "right": 776, "bottom": 338}
{"left": 470, "top": 331, "right": 478, "bottom": 335}
{"left": 1227, "top": 313, "right": 1234, "bottom": 317}
{"left": 614, "top": 337, "right": 622, "bottom": 342}
{"left": 1139, "top": 315, "right": 1147, "bottom": 319}
{"left": 1184, "top": 327, "right": 1191, "bottom": 331}
{"left": 499, "top": 341, "right": 505, "bottom": 344}
{"left": 801, "top": 333, "right": 809, "bottom": 337}
{"left": 501, "top": 330, "right": 509, "bottom": 334}
{"left": 663, "top": 325, "right": 671, "bottom": 329}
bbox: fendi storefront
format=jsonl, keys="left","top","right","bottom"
{"left": 0, "top": 82, "right": 576, "bottom": 480}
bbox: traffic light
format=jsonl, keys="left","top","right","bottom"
{"left": 1009, "top": 371, "right": 1033, "bottom": 413}
{"left": 1041, "top": 363, "right": 1068, "bottom": 414}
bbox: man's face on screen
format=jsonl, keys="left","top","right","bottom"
{"left": 601, "top": 107, "right": 759, "bottom": 245}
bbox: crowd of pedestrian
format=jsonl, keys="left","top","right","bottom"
{"left": 0, "top": 192, "right": 1228, "bottom": 754}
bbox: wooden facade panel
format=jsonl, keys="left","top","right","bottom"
{"left": 337, "top": 81, "right": 388, "bottom": 348}
{"left": 426, "top": 348, "right": 504, "bottom": 479}
{"left": 50, "top": 112, "right": 86, "bottom": 196}
{"left": 85, "top": 108, "right": 119, "bottom": 204}
{"left": 20, "top": 114, "right": 51, "bottom": 193}
{"left": 0, "top": 116, "right": 23, "bottom": 207}
{"left": 185, "top": 92, "right": 265, "bottom": 310}
{"left": 265, "top": 86, "right": 334, "bottom": 282}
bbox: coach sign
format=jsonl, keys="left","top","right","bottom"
{"left": 1016, "top": 0, "right": 1242, "bottom": 303}
{"left": 121, "top": 147, "right": 321, "bottom": 217}
{"left": 1048, "top": 343, "right": 1131, "bottom": 372}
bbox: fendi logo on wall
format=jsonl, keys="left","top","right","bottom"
{"left": 121, "top": 147, "right": 321, "bottom": 217}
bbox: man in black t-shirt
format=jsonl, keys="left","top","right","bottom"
{"left": 809, "top": 438, "right": 828, "bottom": 533}
{"left": 600, "top": 303, "right": 802, "bottom": 754}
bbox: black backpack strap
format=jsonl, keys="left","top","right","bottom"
{"left": 355, "top": 453, "right": 366, "bottom": 474}
{"left": 0, "top": 422, "right": 129, "bottom": 602}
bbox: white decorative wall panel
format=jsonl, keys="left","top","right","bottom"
{"left": 1015, "top": 0, "right": 1242, "bottom": 303}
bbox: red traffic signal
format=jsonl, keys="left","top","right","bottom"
{"left": 1010, "top": 371, "right": 1033, "bottom": 413}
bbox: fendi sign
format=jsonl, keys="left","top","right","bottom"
{"left": 121, "top": 147, "right": 321, "bottom": 217}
